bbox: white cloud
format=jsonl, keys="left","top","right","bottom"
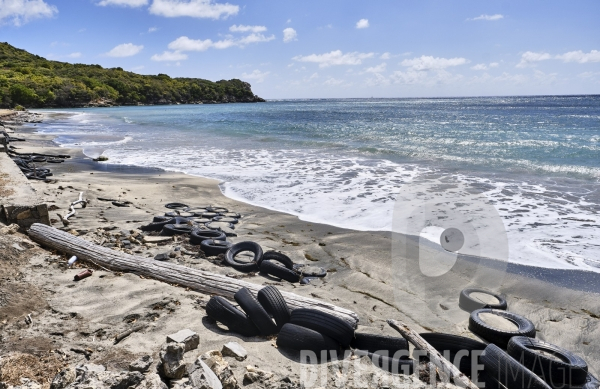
{"left": 166, "top": 34, "right": 273, "bottom": 53}
{"left": 471, "top": 63, "right": 487, "bottom": 70}
{"left": 97, "top": 0, "right": 148, "bottom": 6}
{"left": 380, "top": 52, "right": 391, "bottom": 60}
{"left": 241, "top": 69, "right": 269, "bottom": 83}
{"left": 0, "top": 0, "right": 57, "bottom": 26}
{"left": 105, "top": 43, "right": 144, "bottom": 57}
{"left": 365, "top": 62, "right": 386, "bottom": 73}
{"left": 489, "top": 62, "right": 499, "bottom": 68}
{"left": 556, "top": 50, "right": 600, "bottom": 64}
{"left": 293, "top": 50, "right": 374, "bottom": 68}
{"left": 230, "top": 24, "right": 266, "bottom": 33}
{"left": 401, "top": 55, "right": 469, "bottom": 71}
{"left": 148, "top": 27, "right": 158, "bottom": 33}
{"left": 149, "top": 0, "right": 239, "bottom": 19}
{"left": 356, "top": 18, "right": 369, "bottom": 29}
{"left": 324, "top": 77, "right": 345, "bottom": 86}
{"left": 151, "top": 50, "right": 188, "bottom": 61}
{"left": 168, "top": 36, "right": 213, "bottom": 52}
{"left": 468, "top": 14, "right": 504, "bottom": 21}
{"left": 237, "top": 33, "right": 275, "bottom": 45}
{"left": 67, "top": 52, "right": 82, "bottom": 58}
{"left": 391, "top": 69, "right": 463, "bottom": 85}
{"left": 516, "top": 51, "right": 551, "bottom": 68}
{"left": 283, "top": 27, "right": 297, "bottom": 43}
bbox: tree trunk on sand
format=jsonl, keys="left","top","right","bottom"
{"left": 28, "top": 223, "right": 359, "bottom": 327}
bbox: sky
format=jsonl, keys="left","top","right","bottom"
{"left": 1, "top": 0, "right": 599, "bottom": 99}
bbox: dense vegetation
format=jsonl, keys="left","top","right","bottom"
{"left": 0, "top": 42, "right": 264, "bottom": 108}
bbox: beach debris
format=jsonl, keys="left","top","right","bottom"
{"left": 143, "top": 235, "right": 172, "bottom": 244}
{"left": 28, "top": 223, "right": 360, "bottom": 326}
{"left": 221, "top": 342, "right": 247, "bottom": 361}
{"left": 160, "top": 342, "right": 187, "bottom": 379}
{"left": 154, "top": 252, "right": 170, "bottom": 261}
{"left": 128, "top": 355, "right": 153, "bottom": 373}
{"left": 50, "top": 366, "right": 76, "bottom": 389}
{"left": 188, "top": 358, "right": 222, "bottom": 389}
{"left": 200, "top": 350, "right": 238, "bottom": 389}
{"left": 114, "top": 324, "right": 146, "bottom": 344}
{"left": 387, "top": 319, "right": 479, "bottom": 389}
{"left": 243, "top": 366, "right": 273, "bottom": 384}
{"left": 61, "top": 192, "right": 87, "bottom": 223}
{"left": 112, "top": 201, "right": 130, "bottom": 207}
{"left": 0, "top": 223, "right": 20, "bottom": 235}
{"left": 166, "top": 329, "right": 199, "bottom": 352}
{"left": 74, "top": 269, "right": 93, "bottom": 281}
{"left": 67, "top": 256, "right": 78, "bottom": 267}
{"left": 92, "top": 156, "right": 108, "bottom": 162}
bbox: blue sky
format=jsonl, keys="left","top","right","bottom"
{"left": 1, "top": 0, "right": 599, "bottom": 98}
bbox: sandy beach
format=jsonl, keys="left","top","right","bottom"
{"left": 1, "top": 112, "right": 599, "bottom": 388}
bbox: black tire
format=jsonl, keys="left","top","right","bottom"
{"left": 290, "top": 308, "right": 354, "bottom": 346}
{"left": 205, "top": 296, "right": 260, "bottom": 337}
{"left": 459, "top": 288, "right": 508, "bottom": 312}
{"left": 224, "top": 242, "right": 263, "bottom": 272}
{"left": 276, "top": 323, "right": 339, "bottom": 356}
{"left": 259, "top": 260, "right": 301, "bottom": 283}
{"left": 190, "top": 229, "right": 226, "bottom": 245}
{"left": 257, "top": 286, "right": 290, "bottom": 331}
{"left": 207, "top": 206, "right": 228, "bottom": 213}
{"left": 206, "top": 221, "right": 235, "bottom": 230}
{"left": 481, "top": 344, "right": 551, "bottom": 389}
{"left": 212, "top": 216, "right": 239, "bottom": 224}
{"left": 583, "top": 374, "right": 600, "bottom": 389}
{"left": 419, "top": 333, "right": 486, "bottom": 377}
{"left": 201, "top": 212, "right": 219, "bottom": 219}
{"left": 469, "top": 309, "right": 536, "bottom": 349}
{"left": 293, "top": 264, "right": 327, "bottom": 278}
{"left": 351, "top": 333, "right": 409, "bottom": 357}
{"left": 507, "top": 336, "right": 588, "bottom": 388}
{"left": 234, "top": 288, "right": 278, "bottom": 336}
{"left": 165, "top": 202, "right": 188, "bottom": 209}
{"left": 222, "top": 212, "right": 241, "bottom": 218}
{"left": 162, "top": 223, "right": 193, "bottom": 236}
{"left": 200, "top": 239, "right": 232, "bottom": 257}
{"left": 263, "top": 251, "right": 293, "bottom": 268}
{"left": 152, "top": 216, "right": 170, "bottom": 223}
{"left": 365, "top": 352, "right": 414, "bottom": 375}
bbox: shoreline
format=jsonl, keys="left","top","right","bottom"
{"left": 32, "top": 112, "right": 600, "bottom": 292}
{"left": 1, "top": 112, "right": 598, "bottom": 385}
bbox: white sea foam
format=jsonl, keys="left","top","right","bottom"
{"left": 38, "top": 108, "right": 600, "bottom": 274}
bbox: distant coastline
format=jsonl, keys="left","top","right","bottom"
{"left": 0, "top": 42, "right": 265, "bottom": 109}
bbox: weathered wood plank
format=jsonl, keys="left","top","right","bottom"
{"left": 28, "top": 223, "right": 359, "bottom": 327}
{"left": 387, "top": 319, "right": 479, "bottom": 389}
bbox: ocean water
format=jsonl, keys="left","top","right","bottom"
{"left": 36, "top": 96, "right": 600, "bottom": 272}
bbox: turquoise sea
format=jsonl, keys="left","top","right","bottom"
{"left": 36, "top": 95, "right": 600, "bottom": 272}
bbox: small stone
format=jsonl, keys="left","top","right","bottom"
{"left": 155, "top": 252, "right": 170, "bottom": 261}
{"left": 221, "top": 342, "right": 247, "bottom": 361}
{"left": 169, "top": 251, "right": 177, "bottom": 258}
{"left": 82, "top": 364, "right": 106, "bottom": 372}
{"left": 141, "top": 373, "right": 168, "bottom": 389}
{"left": 11, "top": 243, "right": 25, "bottom": 251}
{"left": 244, "top": 366, "right": 273, "bottom": 382}
{"left": 160, "top": 342, "right": 186, "bottom": 379}
{"left": 50, "top": 367, "right": 76, "bottom": 389}
{"left": 167, "top": 329, "right": 199, "bottom": 352}
{"left": 201, "top": 351, "right": 238, "bottom": 389}
{"left": 189, "top": 359, "right": 222, "bottom": 389}
{"left": 122, "top": 240, "right": 131, "bottom": 246}
{"left": 0, "top": 224, "right": 19, "bottom": 235}
{"left": 16, "top": 209, "right": 32, "bottom": 220}
{"left": 129, "top": 355, "right": 153, "bottom": 373}
{"left": 68, "top": 229, "right": 80, "bottom": 236}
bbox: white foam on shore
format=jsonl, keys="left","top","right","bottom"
{"left": 37, "top": 109, "right": 600, "bottom": 274}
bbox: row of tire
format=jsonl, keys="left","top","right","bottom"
{"left": 207, "top": 285, "right": 597, "bottom": 389}
{"left": 3, "top": 133, "right": 69, "bottom": 180}
{"left": 458, "top": 288, "right": 596, "bottom": 389}
{"left": 140, "top": 204, "right": 326, "bottom": 283}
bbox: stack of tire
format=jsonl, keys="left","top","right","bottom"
{"left": 205, "top": 285, "right": 290, "bottom": 337}
{"left": 458, "top": 288, "right": 595, "bottom": 389}
{"left": 222, "top": 241, "right": 327, "bottom": 284}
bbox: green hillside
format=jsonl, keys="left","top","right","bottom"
{"left": 0, "top": 42, "right": 264, "bottom": 108}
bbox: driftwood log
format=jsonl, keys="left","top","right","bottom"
{"left": 28, "top": 223, "right": 359, "bottom": 327}
{"left": 387, "top": 319, "right": 479, "bottom": 389}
